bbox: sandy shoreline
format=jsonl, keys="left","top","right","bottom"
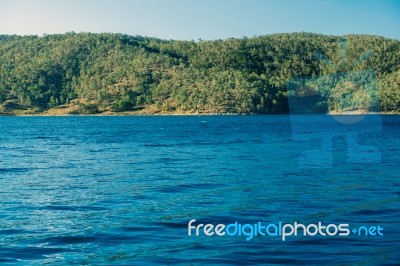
{"left": 2, "top": 112, "right": 399, "bottom": 117}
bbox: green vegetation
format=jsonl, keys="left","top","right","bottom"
{"left": 0, "top": 32, "right": 399, "bottom": 115}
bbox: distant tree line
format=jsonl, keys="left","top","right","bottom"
{"left": 0, "top": 32, "right": 399, "bottom": 113}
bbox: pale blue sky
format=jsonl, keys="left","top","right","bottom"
{"left": 0, "top": 0, "right": 399, "bottom": 40}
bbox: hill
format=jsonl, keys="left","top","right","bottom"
{"left": 0, "top": 32, "right": 399, "bottom": 115}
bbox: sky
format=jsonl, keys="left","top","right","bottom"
{"left": 0, "top": 0, "right": 399, "bottom": 40}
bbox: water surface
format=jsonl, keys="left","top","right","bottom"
{"left": 0, "top": 115, "right": 399, "bottom": 264}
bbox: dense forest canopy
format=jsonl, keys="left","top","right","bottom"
{"left": 0, "top": 32, "right": 399, "bottom": 114}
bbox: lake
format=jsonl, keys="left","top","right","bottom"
{"left": 0, "top": 115, "right": 399, "bottom": 264}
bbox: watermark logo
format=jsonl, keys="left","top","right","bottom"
{"left": 188, "top": 219, "right": 383, "bottom": 241}
{"left": 287, "top": 38, "right": 382, "bottom": 168}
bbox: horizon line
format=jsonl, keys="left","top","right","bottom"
{"left": 1, "top": 31, "right": 398, "bottom": 42}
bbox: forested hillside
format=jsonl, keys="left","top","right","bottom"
{"left": 0, "top": 32, "right": 399, "bottom": 115}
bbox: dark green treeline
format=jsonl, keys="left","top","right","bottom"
{"left": 0, "top": 32, "right": 399, "bottom": 113}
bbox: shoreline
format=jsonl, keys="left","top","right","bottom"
{"left": 2, "top": 112, "right": 399, "bottom": 117}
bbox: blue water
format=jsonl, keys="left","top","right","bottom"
{"left": 0, "top": 115, "right": 399, "bottom": 265}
